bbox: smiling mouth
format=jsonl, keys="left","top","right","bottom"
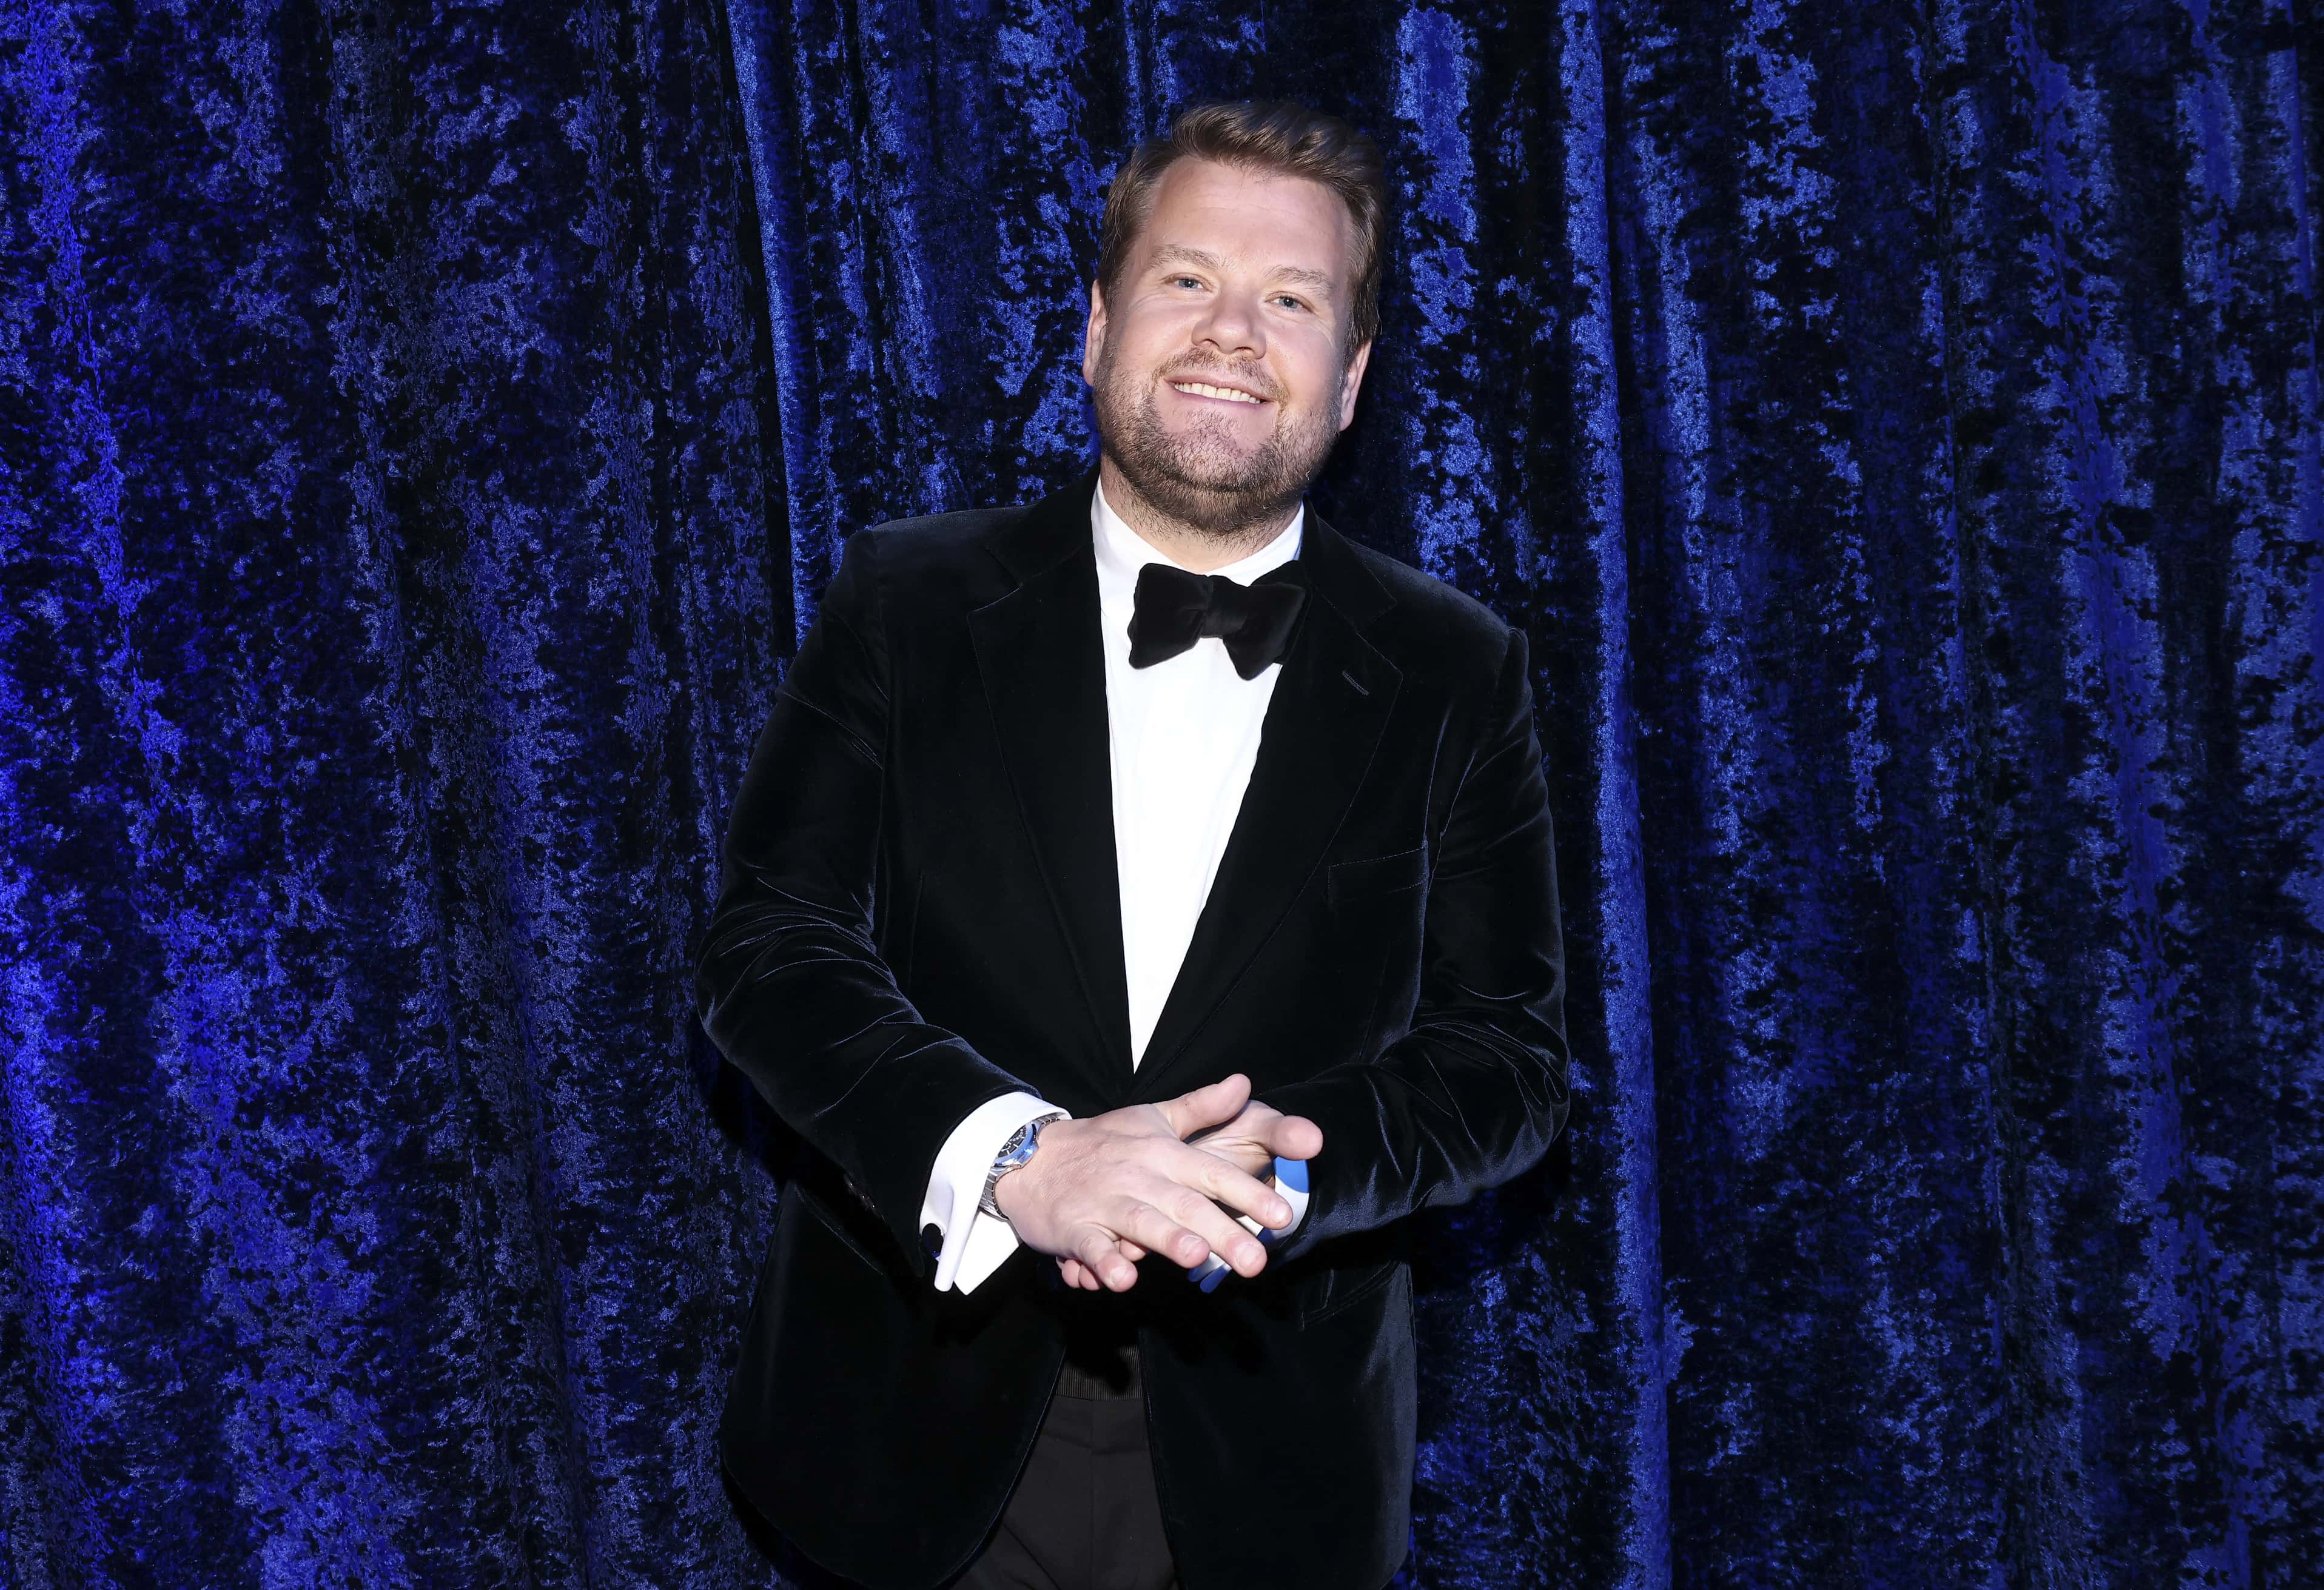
{"left": 1167, "top": 379, "right": 1266, "bottom": 406}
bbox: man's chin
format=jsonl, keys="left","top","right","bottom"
{"left": 1126, "top": 466, "right": 1306, "bottom": 537}
{"left": 1148, "top": 457, "right": 1292, "bottom": 506}
{"left": 1153, "top": 457, "right": 1272, "bottom": 498}
{"left": 1148, "top": 420, "right": 1269, "bottom": 470}
{"left": 1097, "top": 388, "right": 1332, "bottom": 534}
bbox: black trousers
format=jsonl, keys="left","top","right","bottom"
{"left": 949, "top": 1311, "right": 1178, "bottom": 1590}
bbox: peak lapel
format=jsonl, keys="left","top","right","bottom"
{"left": 1130, "top": 514, "right": 1402, "bottom": 1099}
{"left": 966, "top": 471, "right": 1135, "bottom": 1092}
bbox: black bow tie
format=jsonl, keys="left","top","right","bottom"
{"left": 1127, "top": 561, "right": 1308, "bottom": 679}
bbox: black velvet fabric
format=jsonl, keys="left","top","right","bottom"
{"left": 697, "top": 469, "right": 1568, "bottom": 1590}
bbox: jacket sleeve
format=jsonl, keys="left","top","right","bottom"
{"left": 694, "top": 528, "right": 1035, "bottom": 1275}
{"left": 1258, "top": 624, "right": 1570, "bottom": 1262}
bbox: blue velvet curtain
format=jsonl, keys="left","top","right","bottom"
{"left": 4, "top": 0, "right": 2320, "bottom": 1585}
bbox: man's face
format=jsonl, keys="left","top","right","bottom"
{"left": 1083, "top": 158, "right": 1373, "bottom": 539}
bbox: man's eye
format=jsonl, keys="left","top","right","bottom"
{"left": 1170, "top": 275, "right": 1204, "bottom": 289}
{"left": 1274, "top": 295, "right": 1308, "bottom": 311}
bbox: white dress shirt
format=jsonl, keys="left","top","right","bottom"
{"left": 916, "top": 478, "right": 1310, "bottom": 1292}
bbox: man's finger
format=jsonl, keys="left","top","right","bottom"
{"left": 1070, "top": 1226, "right": 1139, "bottom": 1291}
{"left": 1183, "top": 1116, "right": 1273, "bottom": 1176}
{"left": 1166, "top": 1143, "right": 1295, "bottom": 1229}
{"left": 1112, "top": 1200, "right": 1218, "bottom": 1273}
{"left": 1154, "top": 1181, "right": 1271, "bottom": 1276}
{"left": 1264, "top": 1112, "right": 1325, "bottom": 1161}
{"left": 1155, "top": 1073, "right": 1252, "bottom": 1139}
{"left": 1191, "top": 1102, "right": 1326, "bottom": 1163}
{"left": 1058, "top": 1238, "right": 1144, "bottom": 1292}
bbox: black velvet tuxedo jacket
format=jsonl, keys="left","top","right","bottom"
{"left": 696, "top": 468, "right": 1569, "bottom": 1590}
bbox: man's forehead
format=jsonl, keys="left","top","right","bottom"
{"left": 1137, "top": 163, "right": 1352, "bottom": 284}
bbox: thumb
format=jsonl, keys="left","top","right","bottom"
{"left": 1268, "top": 1112, "right": 1325, "bottom": 1161}
{"left": 1157, "top": 1073, "right": 1252, "bottom": 1138}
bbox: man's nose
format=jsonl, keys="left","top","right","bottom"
{"left": 1192, "top": 291, "right": 1265, "bottom": 360}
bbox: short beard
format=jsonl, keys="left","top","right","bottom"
{"left": 1092, "top": 338, "right": 1345, "bottom": 546}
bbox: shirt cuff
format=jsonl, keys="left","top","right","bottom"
{"left": 919, "top": 1091, "right": 1068, "bottom": 1294}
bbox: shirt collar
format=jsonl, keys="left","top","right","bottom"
{"left": 1092, "top": 475, "right": 1303, "bottom": 606}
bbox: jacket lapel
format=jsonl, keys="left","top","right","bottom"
{"left": 966, "top": 471, "right": 1135, "bottom": 1093}
{"left": 1129, "top": 510, "right": 1402, "bottom": 1101}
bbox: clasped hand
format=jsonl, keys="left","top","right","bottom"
{"left": 990, "top": 1073, "right": 1323, "bottom": 1292}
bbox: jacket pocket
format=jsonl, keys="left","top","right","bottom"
{"left": 1327, "top": 845, "right": 1428, "bottom": 907}
{"left": 789, "top": 1174, "right": 896, "bottom": 1280}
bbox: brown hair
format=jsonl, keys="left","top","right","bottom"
{"left": 1095, "top": 100, "right": 1388, "bottom": 358}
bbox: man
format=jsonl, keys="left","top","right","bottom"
{"left": 697, "top": 100, "right": 1568, "bottom": 1590}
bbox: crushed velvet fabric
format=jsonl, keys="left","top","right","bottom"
{"left": 2, "top": 0, "right": 2318, "bottom": 1585}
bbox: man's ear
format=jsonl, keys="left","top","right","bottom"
{"left": 1338, "top": 339, "right": 1373, "bottom": 431}
{"left": 1081, "top": 280, "right": 1109, "bottom": 386}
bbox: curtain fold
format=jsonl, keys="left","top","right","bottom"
{"left": 1, "top": 0, "right": 2317, "bottom": 1585}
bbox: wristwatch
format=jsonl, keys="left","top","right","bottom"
{"left": 980, "top": 1111, "right": 1069, "bottom": 1219}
